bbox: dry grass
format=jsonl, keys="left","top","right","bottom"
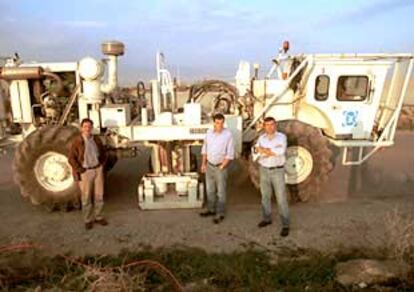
{"left": 0, "top": 244, "right": 182, "bottom": 291}
{"left": 384, "top": 206, "right": 414, "bottom": 263}
{"left": 85, "top": 267, "right": 146, "bottom": 292}
{"left": 3, "top": 245, "right": 414, "bottom": 291}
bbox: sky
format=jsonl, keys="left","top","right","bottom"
{"left": 0, "top": 0, "right": 414, "bottom": 86}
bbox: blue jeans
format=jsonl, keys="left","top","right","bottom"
{"left": 205, "top": 163, "right": 228, "bottom": 216}
{"left": 259, "top": 166, "right": 290, "bottom": 227}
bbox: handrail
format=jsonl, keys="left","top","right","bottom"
{"left": 243, "top": 57, "right": 310, "bottom": 134}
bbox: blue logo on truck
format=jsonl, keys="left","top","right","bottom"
{"left": 342, "top": 110, "right": 358, "bottom": 127}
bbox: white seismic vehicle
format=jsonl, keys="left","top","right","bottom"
{"left": 0, "top": 41, "right": 412, "bottom": 209}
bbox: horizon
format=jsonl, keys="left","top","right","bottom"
{"left": 0, "top": 0, "right": 413, "bottom": 101}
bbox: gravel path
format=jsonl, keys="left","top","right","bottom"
{"left": 0, "top": 132, "right": 413, "bottom": 256}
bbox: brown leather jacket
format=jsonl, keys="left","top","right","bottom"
{"left": 68, "top": 134, "right": 108, "bottom": 181}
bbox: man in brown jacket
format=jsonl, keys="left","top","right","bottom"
{"left": 69, "top": 118, "right": 108, "bottom": 230}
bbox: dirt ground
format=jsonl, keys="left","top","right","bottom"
{"left": 0, "top": 132, "right": 413, "bottom": 257}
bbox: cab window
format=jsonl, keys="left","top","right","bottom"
{"left": 314, "top": 75, "right": 329, "bottom": 101}
{"left": 336, "top": 76, "right": 369, "bottom": 101}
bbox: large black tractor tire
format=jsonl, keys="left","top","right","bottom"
{"left": 247, "top": 121, "right": 333, "bottom": 202}
{"left": 13, "top": 126, "right": 81, "bottom": 210}
{"left": 104, "top": 150, "right": 118, "bottom": 173}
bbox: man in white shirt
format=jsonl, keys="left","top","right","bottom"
{"left": 268, "top": 40, "right": 292, "bottom": 80}
{"left": 200, "top": 113, "right": 235, "bottom": 224}
{"left": 254, "top": 116, "right": 290, "bottom": 237}
{"left": 277, "top": 40, "right": 292, "bottom": 80}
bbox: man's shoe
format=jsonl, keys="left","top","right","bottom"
{"left": 85, "top": 222, "right": 93, "bottom": 230}
{"left": 213, "top": 215, "right": 224, "bottom": 224}
{"left": 199, "top": 210, "right": 216, "bottom": 217}
{"left": 280, "top": 227, "right": 289, "bottom": 237}
{"left": 95, "top": 218, "right": 108, "bottom": 226}
{"left": 257, "top": 220, "right": 272, "bottom": 228}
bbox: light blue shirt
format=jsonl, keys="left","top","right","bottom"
{"left": 82, "top": 135, "right": 99, "bottom": 168}
{"left": 255, "top": 132, "right": 287, "bottom": 167}
{"left": 201, "top": 128, "right": 235, "bottom": 164}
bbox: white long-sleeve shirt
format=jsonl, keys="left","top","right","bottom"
{"left": 201, "top": 128, "right": 235, "bottom": 165}
{"left": 255, "top": 132, "right": 287, "bottom": 167}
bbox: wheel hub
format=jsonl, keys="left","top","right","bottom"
{"left": 34, "top": 151, "right": 74, "bottom": 193}
{"left": 285, "top": 146, "right": 313, "bottom": 184}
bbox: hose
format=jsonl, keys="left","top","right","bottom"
{"left": 187, "top": 80, "right": 238, "bottom": 114}
{"left": 41, "top": 71, "right": 63, "bottom": 95}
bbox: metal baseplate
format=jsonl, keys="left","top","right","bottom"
{"left": 137, "top": 172, "right": 204, "bottom": 210}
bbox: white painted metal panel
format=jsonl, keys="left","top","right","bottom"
{"left": 100, "top": 104, "right": 131, "bottom": 127}
{"left": 9, "top": 80, "right": 32, "bottom": 123}
{"left": 306, "top": 63, "right": 389, "bottom": 139}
